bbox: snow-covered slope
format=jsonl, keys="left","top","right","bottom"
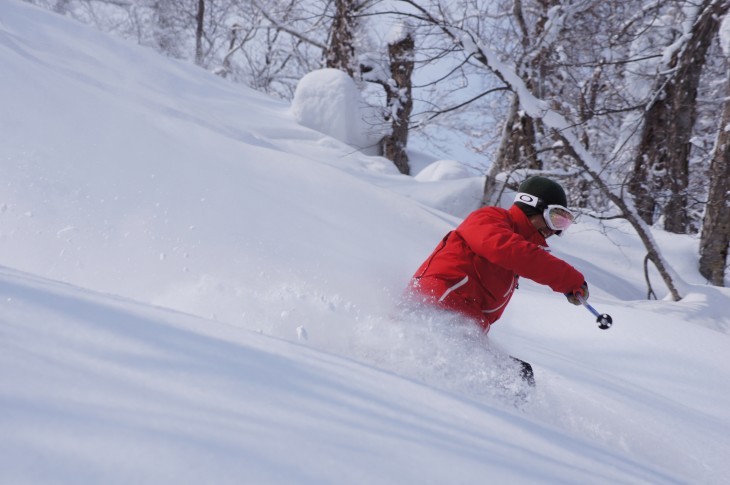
{"left": 1, "top": 265, "right": 682, "bottom": 485}
{"left": 1, "top": 1, "right": 730, "bottom": 483}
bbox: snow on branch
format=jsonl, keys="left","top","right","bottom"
{"left": 431, "top": 21, "right": 687, "bottom": 300}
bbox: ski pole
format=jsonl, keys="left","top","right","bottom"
{"left": 577, "top": 294, "right": 613, "bottom": 330}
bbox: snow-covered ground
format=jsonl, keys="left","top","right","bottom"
{"left": 1, "top": 1, "right": 729, "bottom": 483}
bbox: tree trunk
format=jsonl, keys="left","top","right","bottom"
{"left": 195, "top": 0, "right": 205, "bottom": 66}
{"left": 382, "top": 32, "right": 415, "bottom": 175}
{"left": 483, "top": 0, "right": 552, "bottom": 205}
{"left": 629, "top": 0, "right": 730, "bottom": 233}
{"left": 699, "top": 78, "right": 730, "bottom": 285}
{"left": 495, "top": 96, "right": 541, "bottom": 169}
{"left": 483, "top": 95, "right": 540, "bottom": 206}
{"left": 325, "top": 0, "right": 359, "bottom": 77}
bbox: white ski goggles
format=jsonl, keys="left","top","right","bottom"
{"left": 515, "top": 192, "right": 576, "bottom": 232}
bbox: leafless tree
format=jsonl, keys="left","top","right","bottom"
{"left": 393, "top": 0, "right": 686, "bottom": 300}
{"left": 628, "top": 0, "right": 730, "bottom": 234}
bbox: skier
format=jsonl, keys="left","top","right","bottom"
{"left": 405, "top": 176, "right": 589, "bottom": 384}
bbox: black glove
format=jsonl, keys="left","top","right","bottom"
{"left": 565, "top": 282, "right": 589, "bottom": 305}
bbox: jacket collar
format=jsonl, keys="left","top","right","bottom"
{"left": 508, "top": 204, "right": 548, "bottom": 246}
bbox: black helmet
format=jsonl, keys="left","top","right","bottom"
{"left": 514, "top": 176, "right": 567, "bottom": 216}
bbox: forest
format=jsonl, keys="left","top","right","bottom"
{"left": 29, "top": 0, "right": 730, "bottom": 294}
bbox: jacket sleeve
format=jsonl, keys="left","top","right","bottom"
{"left": 457, "top": 208, "right": 584, "bottom": 294}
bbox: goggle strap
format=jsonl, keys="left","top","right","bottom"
{"left": 514, "top": 192, "right": 545, "bottom": 210}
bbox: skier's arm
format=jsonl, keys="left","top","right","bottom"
{"left": 459, "top": 210, "right": 585, "bottom": 294}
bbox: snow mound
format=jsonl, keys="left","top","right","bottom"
{"left": 291, "top": 68, "right": 381, "bottom": 152}
{"left": 415, "top": 159, "right": 473, "bottom": 181}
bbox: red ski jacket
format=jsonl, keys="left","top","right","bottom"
{"left": 407, "top": 204, "right": 585, "bottom": 330}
